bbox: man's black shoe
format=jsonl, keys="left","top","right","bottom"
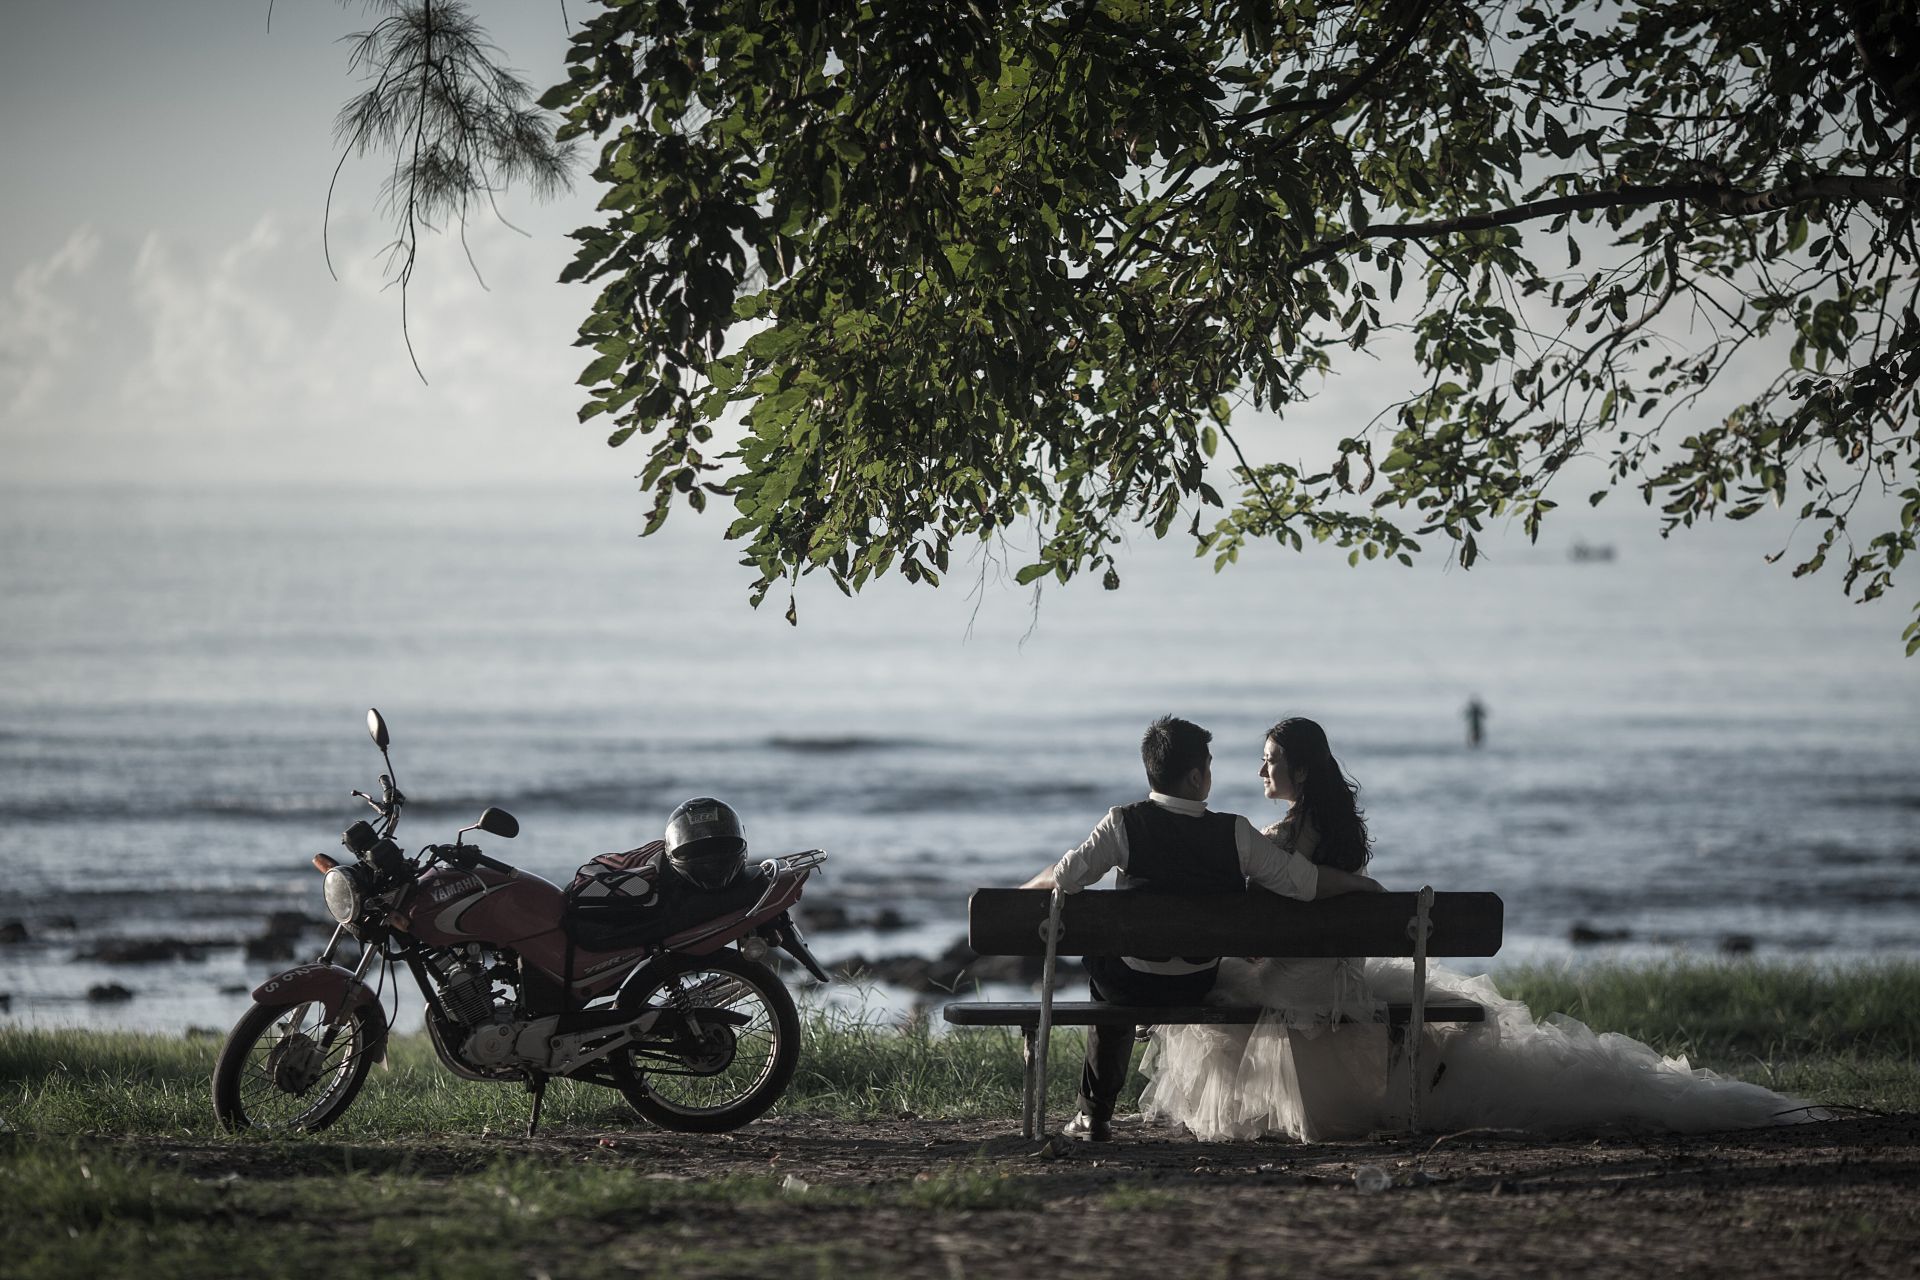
{"left": 1061, "top": 1111, "right": 1111, "bottom": 1141}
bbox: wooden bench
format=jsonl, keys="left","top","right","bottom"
{"left": 942, "top": 886, "right": 1504, "bottom": 1137}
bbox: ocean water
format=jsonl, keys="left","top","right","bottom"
{"left": 2, "top": 483, "right": 1916, "bottom": 1033}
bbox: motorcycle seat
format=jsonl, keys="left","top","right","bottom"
{"left": 563, "top": 864, "right": 771, "bottom": 953}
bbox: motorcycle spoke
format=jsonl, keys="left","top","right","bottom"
{"left": 232, "top": 1002, "right": 364, "bottom": 1129}
{"left": 608, "top": 951, "right": 799, "bottom": 1132}
{"left": 622, "top": 971, "right": 778, "bottom": 1111}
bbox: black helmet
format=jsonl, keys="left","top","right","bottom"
{"left": 663, "top": 797, "right": 748, "bottom": 890}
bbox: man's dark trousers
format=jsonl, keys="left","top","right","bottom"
{"left": 1077, "top": 954, "right": 1218, "bottom": 1122}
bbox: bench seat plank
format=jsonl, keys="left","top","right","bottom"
{"left": 968, "top": 888, "right": 1503, "bottom": 958}
{"left": 942, "top": 1000, "right": 1487, "bottom": 1028}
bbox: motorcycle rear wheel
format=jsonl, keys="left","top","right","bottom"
{"left": 212, "top": 997, "right": 379, "bottom": 1132}
{"left": 610, "top": 950, "right": 800, "bottom": 1132}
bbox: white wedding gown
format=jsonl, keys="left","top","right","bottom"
{"left": 1137, "top": 957, "right": 1816, "bottom": 1141}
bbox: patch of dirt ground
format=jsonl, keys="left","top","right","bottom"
{"left": 143, "top": 1112, "right": 1920, "bottom": 1278}
{"left": 135, "top": 1113, "right": 1920, "bottom": 1280}
{"left": 583, "top": 1113, "right": 1920, "bottom": 1280}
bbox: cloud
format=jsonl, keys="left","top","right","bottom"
{"left": 0, "top": 214, "right": 609, "bottom": 488}
{"left": 0, "top": 227, "right": 103, "bottom": 415}
{"left": 127, "top": 218, "right": 307, "bottom": 403}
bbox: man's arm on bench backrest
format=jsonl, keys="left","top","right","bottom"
{"left": 967, "top": 888, "right": 1504, "bottom": 958}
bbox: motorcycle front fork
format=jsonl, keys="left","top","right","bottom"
{"left": 303, "top": 925, "right": 382, "bottom": 1052}
{"left": 316, "top": 923, "right": 352, "bottom": 967}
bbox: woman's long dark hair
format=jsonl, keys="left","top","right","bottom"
{"left": 1269, "top": 717, "right": 1371, "bottom": 873}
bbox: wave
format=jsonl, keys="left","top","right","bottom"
{"left": 853, "top": 778, "right": 1106, "bottom": 815}
{"left": 1548, "top": 874, "right": 1920, "bottom": 915}
{"left": 0, "top": 781, "right": 667, "bottom": 825}
{"left": 0, "top": 771, "right": 1109, "bottom": 825}
{"left": 765, "top": 735, "right": 931, "bottom": 754}
{"left": 1829, "top": 793, "right": 1920, "bottom": 812}
{"left": 0, "top": 883, "right": 309, "bottom": 923}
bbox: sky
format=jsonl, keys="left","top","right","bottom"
{"left": 1, "top": 0, "right": 611, "bottom": 489}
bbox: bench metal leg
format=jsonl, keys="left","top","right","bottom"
{"left": 1406, "top": 885, "right": 1433, "bottom": 1135}
{"left": 1020, "top": 1027, "right": 1039, "bottom": 1140}
{"left": 1025, "top": 886, "right": 1065, "bottom": 1140}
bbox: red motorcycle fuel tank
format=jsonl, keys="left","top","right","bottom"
{"left": 392, "top": 863, "right": 655, "bottom": 997}
{"left": 393, "top": 864, "right": 567, "bottom": 947}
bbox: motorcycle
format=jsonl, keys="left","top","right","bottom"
{"left": 212, "top": 709, "right": 830, "bottom": 1136}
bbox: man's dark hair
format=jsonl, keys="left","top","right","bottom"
{"left": 1141, "top": 716, "right": 1211, "bottom": 793}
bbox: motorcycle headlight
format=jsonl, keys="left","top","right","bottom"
{"left": 323, "top": 866, "right": 367, "bottom": 923}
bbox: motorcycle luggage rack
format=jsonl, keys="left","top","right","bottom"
{"left": 776, "top": 849, "right": 828, "bottom": 872}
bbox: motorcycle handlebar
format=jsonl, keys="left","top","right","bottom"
{"left": 435, "top": 843, "right": 514, "bottom": 876}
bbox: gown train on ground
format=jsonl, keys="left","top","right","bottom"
{"left": 1137, "top": 958, "right": 1815, "bottom": 1141}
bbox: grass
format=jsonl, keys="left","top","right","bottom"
{"left": 0, "top": 1138, "right": 828, "bottom": 1280}
{"left": 3, "top": 959, "right": 1916, "bottom": 1139}
{"left": 1, "top": 961, "right": 1915, "bottom": 1279}
{"left": 1493, "top": 957, "right": 1920, "bottom": 1112}
{"left": 0, "top": 1128, "right": 1044, "bottom": 1280}
{"left": 0, "top": 1006, "right": 1083, "bottom": 1138}
{"left": 1494, "top": 957, "right": 1920, "bottom": 1061}
{"left": 0, "top": 1134, "right": 1040, "bottom": 1280}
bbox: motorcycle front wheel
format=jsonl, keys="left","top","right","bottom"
{"left": 610, "top": 949, "right": 800, "bottom": 1132}
{"left": 211, "top": 997, "right": 380, "bottom": 1132}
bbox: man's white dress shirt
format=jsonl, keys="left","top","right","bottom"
{"left": 1046, "top": 791, "right": 1321, "bottom": 975}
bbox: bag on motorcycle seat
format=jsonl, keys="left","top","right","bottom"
{"left": 568, "top": 841, "right": 668, "bottom": 906}
{"left": 565, "top": 841, "right": 770, "bottom": 953}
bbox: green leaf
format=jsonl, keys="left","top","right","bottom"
{"left": 579, "top": 353, "right": 624, "bottom": 386}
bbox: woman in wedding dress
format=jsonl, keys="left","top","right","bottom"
{"left": 1137, "top": 718, "right": 1814, "bottom": 1141}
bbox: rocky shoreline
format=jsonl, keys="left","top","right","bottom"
{"left": 0, "top": 908, "right": 335, "bottom": 1006}
{"left": 1, "top": 889, "right": 1772, "bottom": 1016}
{"left": 820, "top": 934, "right": 1059, "bottom": 993}
{"left": 0, "top": 893, "right": 1036, "bottom": 1012}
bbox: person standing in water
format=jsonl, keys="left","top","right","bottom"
{"left": 1464, "top": 696, "right": 1487, "bottom": 748}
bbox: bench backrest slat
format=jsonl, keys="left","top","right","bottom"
{"left": 967, "top": 888, "right": 1503, "bottom": 958}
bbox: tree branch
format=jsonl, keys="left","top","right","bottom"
{"left": 1273, "top": 0, "right": 1438, "bottom": 151}
{"left": 1843, "top": 0, "right": 1920, "bottom": 126}
{"left": 1291, "top": 174, "right": 1920, "bottom": 271}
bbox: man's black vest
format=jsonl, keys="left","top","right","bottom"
{"left": 1116, "top": 800, "right": 1246, "bottom": 894}
{"left": 1112, "top": 801, "right": 1246, "bottom": 968}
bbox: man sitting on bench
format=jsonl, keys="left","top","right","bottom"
{"left": 1021, "top": 715, "right": 1383, "bottom": 1141}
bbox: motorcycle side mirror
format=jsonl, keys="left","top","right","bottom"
{"left": 367, "top": 708, "right": 390, "bottom": 751}
{"left": 475, "top": 807, "right": 519, "bottom": 839}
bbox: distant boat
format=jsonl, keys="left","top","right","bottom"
{"left": 1569, "top": 541, "right": 1616, "bottom": 563}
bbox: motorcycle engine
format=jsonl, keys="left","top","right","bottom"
{"left": 460, "top": 1021, "right": 521, "bottom": 1069}
{"left": 441, "top": 949, "right": 498, "bottom": 1026}
{"left": 426, "top": 945, "right": 526, "bottom": 1072}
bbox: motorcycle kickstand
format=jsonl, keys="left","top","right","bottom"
{"left": 525, "top": 1073, "right": 548, "bottom": 1138}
